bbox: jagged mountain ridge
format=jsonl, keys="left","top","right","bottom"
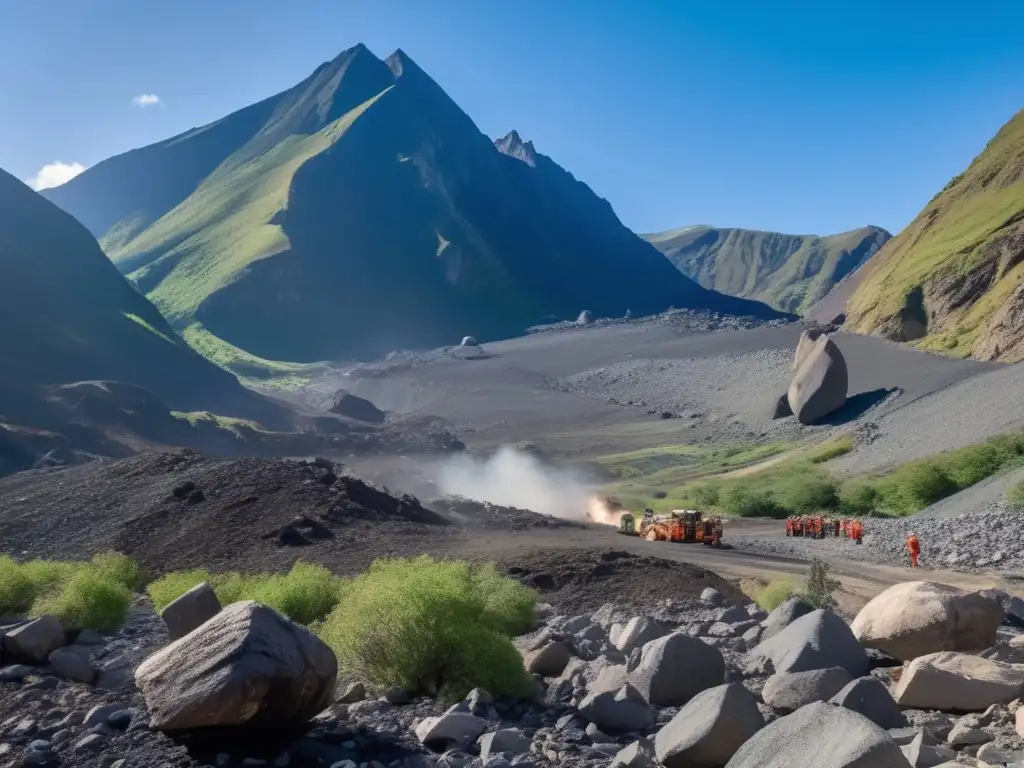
{"left": 825, "top": 108, "right": 1024, "bottom": 361}
{"left": 644, "top": 224, "right": 891, "bottom": 315}
{"left": 44, "top": 45, "right": 785, "bottom": 364}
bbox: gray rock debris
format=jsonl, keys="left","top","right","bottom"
{"left": 3, "top": 615, "right": 65, "bottom": 662}
{"left": 761, "top": 667, "right": 853, "bottom": 714}
{"left": 759, "top": 596, "right": 814, "bottom": 641}
{"left": 524, "top": 641, "right": 570, "bottom": 677}
{"left": 829, "top": 676, "right": 907, "bottom": 729}
{"left": 614, "top": 617, "right": 669, "bottom": 654}
{"left": 578, "top": 682, "right": 654, "bottom": 733}
{"left": 747, "top": 609, "right": 869, "bottom": 677}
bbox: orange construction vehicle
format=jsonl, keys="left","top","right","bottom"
{"left": 621, "top": 509, "right": 723, "bottom": 547}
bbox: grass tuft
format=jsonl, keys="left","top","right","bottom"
{"left": 752, "top": 579, "right": 796, "bottom": 611}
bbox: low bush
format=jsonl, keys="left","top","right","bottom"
{"left": 0, "top": 552, "right": 139, "bottom": 629}
{"left": 753, "top": 579, "right": 795, "bottom": 611}
{"left": 873, "top": 462, "right": 957, "bottom": 516}
{"left": 800, "top": 558, "right": 840, "bottom": 612}
{"left": 837, "top": 480, "right": 878, "bottom": 516}
{"left": 720, "top": 484, "right": 783, "bottom": 517}
{"left": 315, "top": 556, "right": 537, "bottom": 701}
{"left": 148, "top": 562, "right": 344, "bottom": 626}
{"left": 32, "top": 570, "right": 132, "bottom": 631}
{"left": 806, "top": 436, "right": 853, "bottom": 464}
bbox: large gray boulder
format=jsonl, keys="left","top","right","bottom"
{"left": 724, "top": 702, "right": 909, "bottom": 768}
{"left": 654, "top": 683, "right": 764, "bottom": 768}
{"left": 747, "top": 609, "right": 869, "bottom": 677}
{"left": 2, "top": 615, "right": 65, "bottom": 662}
{"left": 160, "top": 582, "right": 222, "bottom": 642}
{"left": 611, "top": 739, "right": 658, "bottom": 768}
{"left": 850, "top": 581, "right": 1003, "bottom": 661}
{"left": 760, "top": 596, "right": 814, "bottom": 641}
{"left": 761, "top": 667, "right": 853, "bottom": 714}
{"left": 792, "top": 328, "right": 825, "bottom": 372}
{"left": 787, "top": 335, "right": 848, "bottom": 425}
{"left": 614, "top": 617, "right": 669, "bottom": 653}
{"left": 829, "top": 676, "right": 907, "bottom": 729}
{"left": 48, "top": 646, "right": 95, "bottom": 684}
{"left": 628, "top": 632, "right": 725, "bottom": 706}
{"left": 135, "top": 601, "right": 337, "bottom": 731}
{"left": 902, "top": 731, "right": 956, "bottom": 767}
{"left": 330, "top": 391, "right": 386, "bottom": 424}
{"left": 578, "top": 683, "right": 654, "bottom": 733}
{"left": 893, "top": 652, "right": 1024, "bottom": 712}
{"left": 477, "top": 728, "right": 530, "bottom": 760}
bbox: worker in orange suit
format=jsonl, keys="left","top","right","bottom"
{"left": 907, "top": 534, "right": 921, "bottom": 568}
{"left": 834, "top": 518, "right": 841, "bottom": 538}
{"left": 785, "top": 518, "right": 792, "bottom": 536}
{"left": 852, "top": 520, "right": 863, "bottom": 544}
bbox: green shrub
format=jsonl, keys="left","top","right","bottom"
{"left": 691, "top": 484, "right": 720, "bottom": 508}
{"left": 0, "top": 555, "right": 37, "bottom": 617}
{"left": 720, "top": 484, "right": 783, "bottom": 517}
{"left": 875, "top": 463, "right": 957, "bottom": 515}
{"left": 20, "top": 560, "right": 81, "bottom": 596}
{"left": 148, "top": 563, "right": 344, "bottom": 625}
{"left": 838, "top": 480, "right": 879, "bottom": 516}
{"left": 800, "top": 558, "right": 840, "bottom": 612}
{"left": 32, "top": 570, "right": 132, "bottom": 631}
{"left": 773, "top": 474, "right": 838, "bottom": 515}
{"left": 90, "top": 552, "right": 145, "bottom": 591}
{"left": 249, "top": 562, "right": 342, "bottom": 626}
{"left": 753, "top": 579, "right": 795, "bottom": 611}
{"left": 315, "top": 556, "right": 536, "bottom": 700}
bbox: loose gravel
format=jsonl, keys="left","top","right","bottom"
{"left": 733, "top": 498, "right": 1024, "bottom": 574}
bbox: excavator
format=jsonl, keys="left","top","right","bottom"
{"left": 618, "top": 508, "right": 723, "bottom": 547}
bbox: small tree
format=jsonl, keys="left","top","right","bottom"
{"left": 801, "top": 557, "right": 840, "bottom": 612}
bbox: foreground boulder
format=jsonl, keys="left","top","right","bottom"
{"left": 787, "top": 335, "right": 848, "bottom": 425}
{"left": 160, "top": 582, "right": 222, "bottom": 642}
{"left": 747, "top": 609, "right": 869, "bottom": 677}
{"left": 135, "top": 601, "right": 337, "bottom": 731}
{"left": 725, "top": 702, "right": 908, "bottom": 768}
{"left": 628, "top": 632, "right": 725, "bottom": 706}
{"left": 578, "top": 683, "right": 654, "bottom": 733}
{"left": 761, "top": 667, "right": 853, "bottom": 714}
{"left": 850, "top": 581, "right": 1003, "bottom": 661}
{"left": 893, "top": 652, "right": 1024, "bottom": 711}
{"left": 2, "top": 615, "right": 65, "bottom": 662}
{"left": 654, "top": 683, "right": 763, "bottom": 768}
{"left": 416, "top": 712, "right": 488, "bottom": 750}
{"left": 524, "top": 641, "right": 570, "bottom": 677}
{"left": 760, "top": 596, "right": 814, "bottom": 641}
{"left": 829, "top": 676, "right": 907, "bottom": 729}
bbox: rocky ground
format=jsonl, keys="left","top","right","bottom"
{"left": 6, "top": 571, "right": 1024, "bottom": 767}
{"left": 731, "top": 500, "right": 1024, "bottom": 575}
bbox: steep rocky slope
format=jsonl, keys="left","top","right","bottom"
{"left": 44, "top": 45, "right": 783, "bottom": 364}
{"left": 644, "top": 225, "right": 890, "bottom": 314}
{"left": 820, "top": 108, "right": 1024, "bottom": 360}
{"left": 0, "top": 169, "right": 450, "bottom": 474}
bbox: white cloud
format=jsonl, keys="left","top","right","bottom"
{"left": 132, "top": 93, "right": 162, "bottom": 108}
{"left": 26, "top": 161, "right": 88, "bottom": 191}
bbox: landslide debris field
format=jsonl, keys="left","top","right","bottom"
{"left": 301, "top": 320, "right": 1006, "bottom": 471}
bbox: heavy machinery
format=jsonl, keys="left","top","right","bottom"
{"left": 618, "top": 508, "right": 723, "bottom": 547}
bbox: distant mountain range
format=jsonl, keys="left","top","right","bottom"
{"left": 644, "top": 225, "right": 891, "bottom": 315}
{"left": 812, "top": 108, "right": 1024, "bottom": 362}
{"left": 44, "top": 44, "right": 784, "bottom": 366}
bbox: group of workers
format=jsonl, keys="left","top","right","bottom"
{"left": 784, "top": 516, "right": 923, "bottom": 568}
{"left": 785, "top": 515, "right": 864, "bottom": 543}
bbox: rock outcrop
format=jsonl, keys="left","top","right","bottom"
{"left": 850, "top": 581, "right": 1003, "bottom": 661}
{"left": 135, "top": 601, "right": 337, "bottom": 731}
{"left": 330, "top": 391, "right": 386, "bottom": 424}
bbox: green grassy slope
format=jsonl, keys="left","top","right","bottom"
{"left": 842, "top": 108, "right": 1024, "bottom": 360}
{"left": 644, "top": 225, "right": 890, "bottom": 314}
{"left": 44, "top": 46, "right": 786, "bottom": 365}
{"left": 0, "top": 168, "right": 284, "bottom": 432}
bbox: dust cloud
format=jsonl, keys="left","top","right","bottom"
{"left": 436, "top": 445, "right": 617, "bottom": 524}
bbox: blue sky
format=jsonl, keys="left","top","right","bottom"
{"left": 2, "top": 0, "right": 1022, "bottom": 235}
